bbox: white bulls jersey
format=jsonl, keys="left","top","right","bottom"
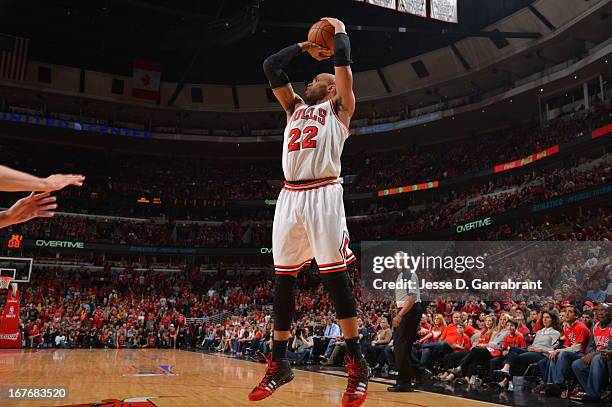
{"left": 282, "top": 98, "right": 350, "bottom": 181}
{"left": 272, "top": 97, "right": 355, "bottom": 276}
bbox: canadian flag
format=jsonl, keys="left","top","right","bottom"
{"left": 132, "top": 59, "right": 162, "bottom": 101}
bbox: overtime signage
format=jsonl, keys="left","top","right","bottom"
{"left": 456, "top": 217, "right": 493, "bottom": 234}
{"left": 35, "top": 239, "right": 85, "bottom": 249}
{"left": 494, "top": 145, "right": 559, "bottom": 173}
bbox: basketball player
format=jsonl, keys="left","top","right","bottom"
{"left": 249, "top": 18, "right": 369, "bottom": 407}
{"left": 0, "top": 165, "right": 84, "bottom": 228}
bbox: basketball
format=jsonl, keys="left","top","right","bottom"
{"left": 308, "top": 20, "right": 335, "bottom": 53}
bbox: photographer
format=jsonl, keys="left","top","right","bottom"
{"left": 288, "top": 327, "right": 314, "bottom": 365}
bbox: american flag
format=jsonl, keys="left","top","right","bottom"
{"left": 0, "top": 34, "right": 29, "bottom": 81}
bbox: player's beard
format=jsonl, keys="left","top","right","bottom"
{"left": 305, "top": 87, "right": 326, "bottom": 106}
{"left": 304, "top": 91, "right": 315, "bottom": 106}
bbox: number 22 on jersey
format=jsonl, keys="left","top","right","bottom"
{"left": 287, "top": 126, "right": 318, "bottom": 152}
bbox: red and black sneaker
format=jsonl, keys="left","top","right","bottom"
{"left": 248, "top": 353, "right": 294, "bottom": 402}
{"left": 342, "top": 356, "right": 370, "bottom": 407}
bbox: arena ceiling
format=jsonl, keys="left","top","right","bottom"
{"left": 0, "top": 0, "right": 536, "bottom": 85}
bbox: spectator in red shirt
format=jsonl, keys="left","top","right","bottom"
{"left": 419, "top": 312, "right": 476, "bottom": 369}
{"left": 419, "top": 314, "right": 432, "bottom": 333}
{"left": 438, "top": 324, "right": 473, "bottom": 380}
{"left": 537, "top": 305, "right": 591, "bottom": 396}
{"left": 417, "top": 314, "right": 446, "bottom": 369}
{"left": 571, "top": 303, "right": 612, "bottom": 402}
{"left": 418, "top": 314, "right": 446, "bottom": 345}
{"left": 444, "top": 314, "right": 508, "bottom": 384}
{"left": 513, "top": 309, "right": 531, "bottom": 336}
{"left": 580, "top": 309, "right": 594, "bottom": 330}
{"left": 490, "top": 319, "right": 527, "bottom": 386}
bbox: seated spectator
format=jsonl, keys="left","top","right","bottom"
{"left": 319, "top": 317, "right": 342, "bottom": 363}
{"left": 357, "top": 318, "right": 370, "bottom": 357}
{"left": 420, "top": 312, "right": 477, "bottom": 369}
{"left": 445, "top": 314, "right": 509, "bottom": 384}
{"left": 526, "top": 309, "right": 540, "bottom": 334}
{"left": 490, "top": 318, "right": 528, "bottom": 388}
{"left": 419, "top": 314, "right": 446, "bottom": 344}
{"left": 537, "top": 305, "right": 591, "bottom": 396}
{"left": 55, "top": 331, "right": 69, "bottom": 348}
{"left": 417, "top": 314, "right": 446, "bottom": 368}
{"left": 493, "top": 310, "right": 561, "bottom": 388}
{"left": 364, "top": 317, "right": 392, "bottom": 366}
{"left": 288, "top": 327, "right": 314, "bottom": 365}
{"left": 570, "top": 303, "right": 612, "bottom": 402}
{"left": 201, "top": 328, "right": 216, "bottom": 350}
{"left": 580, "top": 309, "right": 595, "bottom": 330}
{"left": 512, "top": 309, "right": 531, "bottom": 336}
{"left": 437, "top": 323, "right": 472, "bottom": 380}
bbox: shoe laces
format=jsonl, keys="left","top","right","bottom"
{"left": 259, "top": 353, "right": 280, "bottom": 388}
{"left": 344, "top": 356, "right": 363, "bottom": 393}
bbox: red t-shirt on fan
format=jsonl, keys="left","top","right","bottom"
{"left": 593, "top": 322, "right": 612, "bottom": 351}
{"left": 442, "top": 323, "right": 477, "bottom": 344}
{"left": 563, "top": 321, "right": 590, "bottom": 352}
{"left": 502, "top": 333, "right": 526, "bottom": 350}
{"left": 450, "top": 334, "right": 471, "bottom": 352}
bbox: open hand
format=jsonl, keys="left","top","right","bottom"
{"left": 5, "top": 192, "right": 57, "bottom": 224}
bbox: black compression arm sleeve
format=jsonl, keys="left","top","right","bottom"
{"left": 262, "top": 44, "right": 302, "bottom": 89}
{"left": 333, "top": 33, "right": 352, "bottom": 67}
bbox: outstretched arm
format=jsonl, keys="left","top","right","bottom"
{"left": 263, "top": 42, "right": 331, "bottom": 114}
{"left": 323, "top": 18, "right": 355, "bottom": 128}
{"left": 0, "top": 165, "right": 84, "bottom": 192}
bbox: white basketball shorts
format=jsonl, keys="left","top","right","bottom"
{"left": 272, "top": 177, "right": 356, "bottom": 276}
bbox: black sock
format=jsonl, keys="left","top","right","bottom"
{"left": 272, "top": 339, "right": 289, "bottom": 361}
{"left": 344, "top": 336, "right": 363, "bottom": 361}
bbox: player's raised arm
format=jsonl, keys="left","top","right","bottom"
{"left": 0, "top": 165, "right": 85, "bottom": 192}
{"left": 322, "top": 18, "right": 355, "bottom": 125}
{"left": 263, "top": 42, "right": 331, "bottom": 114}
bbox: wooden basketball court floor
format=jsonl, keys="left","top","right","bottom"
{"left": 0, "top": 349, "right": 506, "bottom": 407}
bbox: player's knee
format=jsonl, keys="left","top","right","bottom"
{"left": 273, "top": 274, "right": 297, "bottom": 331}
{"left": 321, "top": 271, "right": 356, "bottom": 320}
